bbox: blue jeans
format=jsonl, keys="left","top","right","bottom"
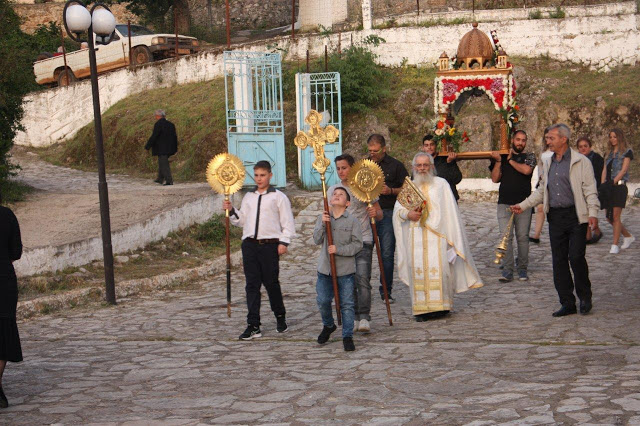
{"left": 316, "top": 272, "right": 355, "bottom": 338}
{"left": 376, "top": 209, "right": 396, "bottom": 296}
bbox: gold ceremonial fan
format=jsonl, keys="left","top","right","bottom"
{"left": 206, "top": 153, "right": 245, "bottom": 196}
{"left": 347, "top": 159, "right": 384, "bottom": 205}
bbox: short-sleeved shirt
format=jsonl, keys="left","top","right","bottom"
{"left": 328, "top": 184, "right": 377, "bottom": 243}
{"left": 489, "top": 152, "right": 537, "bottom": 205}
{"left": 375, "top": 154, "right": 409, "bottom": 210}
{"left": 548, "top": 149, "right": 575, "bottom": 208}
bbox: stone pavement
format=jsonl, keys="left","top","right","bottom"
{"left": 3, "top": 199, "right": 640, "bottom": 425}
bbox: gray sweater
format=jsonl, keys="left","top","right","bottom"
{"left": 313, "top": 210, "right": 363, "bottom": 276}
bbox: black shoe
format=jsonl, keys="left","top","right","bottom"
{"left": 343, "top": 337, "right": 355, "bottom": 351}
{"left": 276, "top": 315, "right": 288, "bottom": 333}
{"left": 317, "top": 324, "right": 337, "bottom": 344}
{"left": 0, "top": 387, "right": 7, "bottom": 409}
{"left": 529, "top": 237, "right": 540, "bottom": 244}
{"left": 552, "top": 305, "right": 577, "bottom": 317}
{"left": 239, "top": 325, "right": 262, "bottom": 340}
{"left": 380, "top": 293, "right": 395, "bottom": 304}
{"left": 163, "top": 182, "right": 173, "bottom": 186}
{"left": 579, "top": 300, "right": 592, "bottom": 315}
{"left": 153, "top": 179, "right": 164, "bottom": 184}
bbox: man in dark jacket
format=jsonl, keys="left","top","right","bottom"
{"left": 422, "top": 134, "right": 463, "bottom": 201}
{"left": 145, "top": 110, "right": 178, "bottom": 185}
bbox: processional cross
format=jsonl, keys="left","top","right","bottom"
{"left": 294, "top": 110, "right": 342, "bottom": 323}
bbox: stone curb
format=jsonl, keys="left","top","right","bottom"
{"left": 17, "top": 250, "right": 243, "bottom": 320}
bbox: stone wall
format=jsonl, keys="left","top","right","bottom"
{"left": 186, "top": 0, "right": 297, "bottom": 30}
{"left": 299, "top": 0, "right": 348, "bottom": 30}
{"left": 13, "top": 2, "right": 139, "bottom": 34}
{"left": 15, "top": 6, "right": 640, "bottom": 148}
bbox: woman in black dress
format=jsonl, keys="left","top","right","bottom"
{"left": 0, "top": 189, "right": 23, "bottom": 409}
{"left": 577, "top": 136, "right": 604, "bottom": 244}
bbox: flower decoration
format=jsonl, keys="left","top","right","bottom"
{"left": 499, "top": 99, "right": 522, "bottom": 131}
{"left": 431, "top": 118, "right": 470, "bottom": 153}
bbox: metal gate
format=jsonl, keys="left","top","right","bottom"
{"left": 296, "top": 72, "right": 342, "bottom": 189}
{"left": 224, "top": 52, "right": 286, "bottom": 188}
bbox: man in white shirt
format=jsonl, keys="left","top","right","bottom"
{"left": 223, "top": 161, "right": 296, "bottom": 340}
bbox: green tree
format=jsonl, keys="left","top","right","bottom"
{"left": 0, "top": 0, "right": 39, "bottom": 201}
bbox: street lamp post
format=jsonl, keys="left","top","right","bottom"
{"left": 63, "top": 0, "right": 117, "bottom": 305}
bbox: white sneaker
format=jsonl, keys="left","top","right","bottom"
{"left": 610, "top": 244, "right": 620, "bottom": 254}
{"left": 353, "top": 320, "right": 359, "bottom": 333}
{"left": 358, "top": 319, "right": 370, "bottom": 333}
{"left": 621, "top": 235, "right": 635, "bottom": 250}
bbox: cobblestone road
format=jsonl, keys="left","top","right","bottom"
{"left": 4, "top": 199, "right": 640, "bottom": 425}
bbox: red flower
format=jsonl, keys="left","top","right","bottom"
{"left": 514, "top": 105, "right": 520, "bottom": 111}
{"left": 462, "top": 131, "right": 468, "bottom": 138}
{"left": 436, "top": 121, "right": 445, "bottom": 129}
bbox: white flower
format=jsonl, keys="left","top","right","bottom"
{"left": 435, "top": 129, "right": 444, "bottom": 136}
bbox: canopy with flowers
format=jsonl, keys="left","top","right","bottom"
{"left": 432, "top": 23, "right": 518, "bottom": 157}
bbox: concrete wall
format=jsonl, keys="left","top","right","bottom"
{"left": 13, "top": 191, "right": 228, "bottom": 277}
{"left": 299, "top": 0, "right": 349, "bottom": 30}
{"left": 373, "top": 1, "right": 637, "bottom": 27}
{"left": 16, "top": 4, "right": 640, "bottom": 148}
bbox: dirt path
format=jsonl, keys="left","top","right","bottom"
{"left": 10, "top": 147, "right": 211, "bottom": 249}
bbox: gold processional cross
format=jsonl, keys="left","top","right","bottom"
{"left": 294, "top": 110, "right": 340, "bottom": 195}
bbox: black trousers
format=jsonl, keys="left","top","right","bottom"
{"left": 241, "top": 239, "right": 286, "bottom": 326}
{"left": 547, "top": 207, "right": 592, "bottom": 308}
{"left": 157, "top": 155, "right": 173, "bottom": 184}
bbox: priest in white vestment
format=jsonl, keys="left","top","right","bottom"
{"left": 393, "top": 152, "right": 483, "bottom": 321}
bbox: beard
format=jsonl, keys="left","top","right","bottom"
{"left": 414, "top": 171, "right": 434, "bottom": 186}
{"left": 512, "top": 143, "right": 525, "bottom": 154}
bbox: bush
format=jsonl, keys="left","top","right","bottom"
{"left": 327, "top": 43, "right": 391, "bottom": 114}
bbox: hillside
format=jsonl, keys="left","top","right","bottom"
{"left": 38, "top": 57, "right": 640, "bottom": 182}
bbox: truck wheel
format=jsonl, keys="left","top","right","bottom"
{"left": 57, "top": 69, "right": 76, "bottom": 87}
{"left": 133, "top": 46, "right": 152, "bottom": 65}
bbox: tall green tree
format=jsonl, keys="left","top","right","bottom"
{"left": 0, "top": 0, "right": 38, "bottom": 200}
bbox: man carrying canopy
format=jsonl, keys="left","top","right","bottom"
{"left": 393, "top": 152, "right": 483, "bottom": 321}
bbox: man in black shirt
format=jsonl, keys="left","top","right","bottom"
{"left": 422, "top": 134, "right": 463, "bottom": 201}
{"left": 489, "top": 130, "right": 536, "bottom": 282}
{"left": 368, "top": 134, "right": 409, "bottom": 302}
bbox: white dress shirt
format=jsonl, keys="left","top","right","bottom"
{"left": 230, "top": 186, "right": 296, "bottom": 245}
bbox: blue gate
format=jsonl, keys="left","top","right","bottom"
{"left": 296, "top": 72, "right": 342, "bottom": 190}
{"left": 224, "top": 52, "right": 286, "bottom": 188}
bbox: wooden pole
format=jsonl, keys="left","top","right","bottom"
{"left": 225, "top": 0, "right": 231, "bottom": 48}
{"left": 371, "top": 217, "right": 392, "bottom": 325}
{"left": 60, "top": 25, "right": 69, "bottom": 85}
{"left": 324, "top": 45, "right": 328, "bottom": 72}
{"left": 291, "top": 0, "right": 295, "bottom": 39}
{"left": 321, "top": 177, "right": 341, "bottom": 325}
{"left": 225, "top": 197, "right": 232, "bottom": 317}
{"left": 174, "top": 6, "right": 179, "bottom": 56}
{"left": 127, "top": 20, "right": 132, "bottom": 65}
{"left": 416, "top": 0, "right": 420, "bottom": 17}
{"left": 306, "top": 49, "right": 309, "bottom": 73}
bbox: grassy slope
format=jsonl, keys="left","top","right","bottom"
{"left": 39, "top": 58, "right": 640, "bottom": 182}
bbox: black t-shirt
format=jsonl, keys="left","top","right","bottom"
{"left": 376, "top": 154, "right": 409, "bottom": 210}
{"left": 489, "top": 152, "right": 536, "bottom": 205}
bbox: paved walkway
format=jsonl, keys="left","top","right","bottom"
{"left": 4, "top": 199, "right": 640, "bottom": 424}
{"left": 11, "top": 148, "right": 210, "bottom": 249}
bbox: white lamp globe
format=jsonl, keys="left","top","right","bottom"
{"left": 65, "top": 4, "right": 91, "bottom": 33}
{"left": 92, "top": 8, "right": 116, "bottom": 36}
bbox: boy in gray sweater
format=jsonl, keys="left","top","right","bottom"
{"left": 313, "top": 187, "right": 363, "bottom": 351}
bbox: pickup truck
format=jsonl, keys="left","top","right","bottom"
{"left": 33, "top": 24, "right": 200, "bottom": 87}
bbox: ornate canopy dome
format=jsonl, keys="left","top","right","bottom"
{"left": 456, "top": 22, "right": 494, "bottom": 69}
